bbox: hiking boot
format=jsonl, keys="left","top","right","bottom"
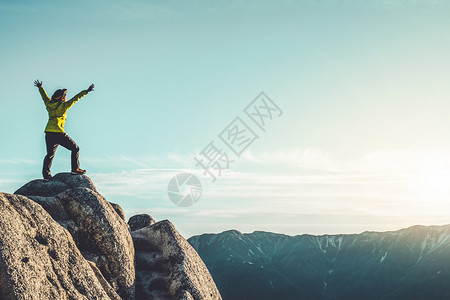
{"left": 71, "top": 169, "right": 86, "bottom": 175}
{"left": 43, "top": 173, "right": 52, "bottom": 181}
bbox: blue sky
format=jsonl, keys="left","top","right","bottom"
{"left": 1, "top": 0, "right": 450, "bottom": 238}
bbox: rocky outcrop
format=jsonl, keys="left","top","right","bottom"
{"left": 15, "top": 173, "right": 135, "bottom": 299}
{"left": 15, "top": 172, "right": 98, "bottom": 197}
{"left": 131, "top": 218, "right": 222, "bottom": 300}
{"left": 0, "top": 173, "right": 221, "bottom": 300}
{"left": 0, "top": 192, "right": 120, "bottom": 299}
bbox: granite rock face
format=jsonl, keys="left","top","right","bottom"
{"left": 0, "top": 174, "right": 222, "bottom": 300}
{"left": 0, "top": 192, "right": 120, "bottom": 299}
{"left": 15, "top": 173, "right": 135, "bottom": 299}
{"left": 131, "top": 218, "right": 222, "bottom": 300}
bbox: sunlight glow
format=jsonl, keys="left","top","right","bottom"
{"left": 412, "top": 163, "right": 450, "bottom": 204}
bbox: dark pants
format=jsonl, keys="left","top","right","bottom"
{"left": 43, "top": 132, "right": 80, "bottom": 176}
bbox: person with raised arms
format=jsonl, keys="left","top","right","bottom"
{"left": 34, "top": 79, "right": 94, "bottom": 180}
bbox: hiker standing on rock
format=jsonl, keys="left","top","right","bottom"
{"left": 34, "top": 79, "right": 94, "bottom": 180}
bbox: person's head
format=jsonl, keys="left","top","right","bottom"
{"left": 51, "top": 89, "right": 67, "bottom": 102}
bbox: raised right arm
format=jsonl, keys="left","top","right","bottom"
{"left": 34, "top": 79, "right": 50, "bottom": 105}
{"left": 39, "top": 87, "right": 51, "bottom": 104}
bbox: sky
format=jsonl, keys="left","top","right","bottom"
{"left": 1, "top": 0, "right": 450, "bottom": 238}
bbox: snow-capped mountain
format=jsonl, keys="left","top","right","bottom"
{"left": 187, "top": 224, "right": 450, "bottom": 300}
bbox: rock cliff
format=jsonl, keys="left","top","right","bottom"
{"left": 0, "top": 173, "right": 221, "bottom": 300}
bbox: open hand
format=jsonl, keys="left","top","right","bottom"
{"left": 87, "top": 84, "right": 94, "bottom": 93}
{"left": 34, "top": 80, "right": 42, "bottom": 87}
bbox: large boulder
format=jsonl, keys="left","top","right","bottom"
{"left": 15, "top": 174, "right": 135, "bottom": 299}
{"left": 0, "top": 192, "right": 120, "bottom": 299}
{"left": 15, "top": 172, "right": 97, "bottom": 197}
{"left": 131, "top": 219, "right": 222, "bottom": 300}
{"left": 128, "top": 214, "right": 156, "bottom": 231}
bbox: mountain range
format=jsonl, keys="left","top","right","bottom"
{"left": 188, "top": 224, "right": 450, "bottom": 300}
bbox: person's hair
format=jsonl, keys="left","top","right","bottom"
{"left": 51, "top": 89, "right": 67, "bottom": 102}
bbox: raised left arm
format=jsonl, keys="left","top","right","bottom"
{"left": 63, "top": 83, "right": 94, "bottom": 110}
{"left": 63, "top": 90, "right": 88, "bottom": 110}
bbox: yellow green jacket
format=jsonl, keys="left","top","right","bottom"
{"left": 38, "top": 87, "right": 88, "bottom": 133}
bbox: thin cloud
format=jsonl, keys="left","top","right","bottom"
{"left": 84, "top": 147, "right": 450, "bottom": 206}
{"left": 0, "top": 158, "right": 39, "bottom": 166}
{"left": 2, "top": 147, "right": 448, "bottom": 237}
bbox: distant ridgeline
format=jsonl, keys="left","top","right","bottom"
{"left": 188, "top": 225, "right": 450, "bottom": 300}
